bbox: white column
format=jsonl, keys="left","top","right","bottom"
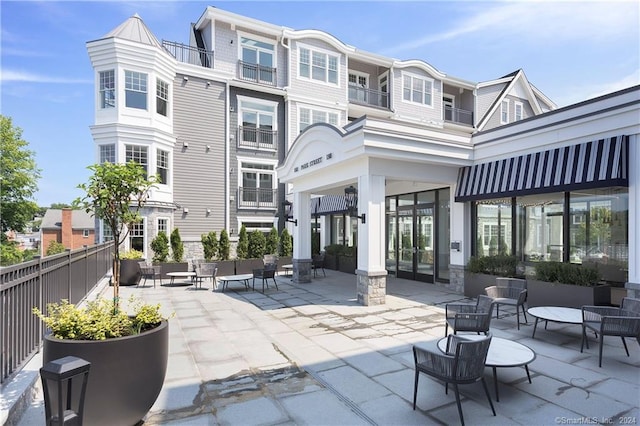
{"left": 357, "top": 174, "right": 386, "bottom": 272}
{"left": 627, "top": 135, "right": 639, "bottom": 296}
{"left": 292, "top": 191, "right": 312, "bottom": 283}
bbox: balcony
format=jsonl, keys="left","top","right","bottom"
{"left": 238, "top": 60, "right": 277, "bottom": 86}
{"left": 162, "top": 40, "right": 213, "bottom": 68}
{"left": 444, "top": 105, "right": 473, "bottom": 126}
{"left": 237, "top": 126, "right": 278, "bottom": 151}
{"left": 348, "top": 86, "right": 390, "bottom": 109}
{"left": 238, "top": 187, "right": 277, "bottom": 209}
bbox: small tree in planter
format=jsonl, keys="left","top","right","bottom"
{"left": 248, "top": 230, "right": 266, "bottom": 259}
{"left": 219, "top": 229, "right": 230, "bottom": 260}
{"left": 201, "top": 231, "right": 218, "bottom": 261}
{"left": 150, "top": 232, "right": 169, "bottom": 263}
{"left": 170, "top": 228, "right": 184, "bottom": 262}
{"left": 237, "top": 225, "right": 248, "bottom": 259}
{"left": 279, "top": 228, "right": 292, "bottom": 257}
{"left": 75, "top": 162, "right": 156, "bottom": 306}
{"left": 266, "top": 227, "right": 279, "bottom": 255}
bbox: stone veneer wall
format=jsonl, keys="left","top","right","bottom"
{"left": 356, "top": 270, "right": 387, "bottom": 306}
{"left": 447, "top": 264, "right": 465, "bottom": 294}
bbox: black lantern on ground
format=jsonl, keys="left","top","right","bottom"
{"left": 344, "top": 185, "right": 366, "bottom": 224}
{"left": 282, "top": 200, "right": 298, "bottom": 226}
{"left": 40, "top": 356, "right": 91, "bottom": 426}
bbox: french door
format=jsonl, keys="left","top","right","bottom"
{"left": 397, "top": 204, "right": 435, "bottom": 281}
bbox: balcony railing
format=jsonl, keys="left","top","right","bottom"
{"left": 238, "top": 188, "right": 278, "bottom": 209}
{"left": 238, "top": 61, "right": 277, "bottom": 86}
{"left": 348, "top": 86, "right": 390, "bottom": 109}
{"left": 0, "top": 243, "right": 113, "bottom": 385}
{"left": 444, "top": 105, "right": 473, "bottom": 126}
{"left": 237, "top": 126, "right": 278, "bottom": 150}
{"left": 162, "top": 40, "right": 213, "bottom": 69}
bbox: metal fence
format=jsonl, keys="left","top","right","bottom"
{"left": 0, "top": 242, "right": 113, "bottom": 385}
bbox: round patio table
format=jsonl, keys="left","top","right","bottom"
{"left": 165, "top": 271, "right": 196, "bottom": 286}
{"left": 217, "top": 274, "right": 253, "bottom": 292}
{"left": 527, "top": 306, "right": 582, "bottom": 339}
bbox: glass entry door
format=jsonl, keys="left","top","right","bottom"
{"left": 397, "top": 204, "right": 435, "bottom": 281}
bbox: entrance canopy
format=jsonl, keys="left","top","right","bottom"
{"left": 455, "top": 135, "right": 628, "bottom": 202}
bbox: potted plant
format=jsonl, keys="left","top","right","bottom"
{"left": 201, "top": 231, "right": 218, "bottom": 262}
{"left": 151, "top": 232, "right": 170, "bottom": 263}
{"left": 33, "top": 297, "right": 169, "bottom": 426}
{"left": 119, "top": 248, "right": 144, "bottom": 286}
{"left": 527, "top": 261, "right": 610, "bottom": 308}
{"left": 464, "top": 255, "right": 519, "bottom": 298}
{"left": 33, "top": 161, "right": 168, "bottom": 426}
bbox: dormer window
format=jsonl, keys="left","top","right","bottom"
{"left": 501, "top": 100, "right": 509, "bottom": 124}
{"left": 514, "top": 101, "right": 523, "bottom": 121}
{"left": 240, "top": 36, "right": 275, "bottom": 84}
{"left": 402, "top": 73, "right": 433, "bottom": 107}
{"left": 299, "top": 46, "right": 338, "bottom": 85}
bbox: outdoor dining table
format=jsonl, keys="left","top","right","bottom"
{"left": 165, "top": 271, "right": 196, "bottom": 286}
{"left": 527, "top": 306, "right": 583, "bottom": 339}
{"left": 217, "top": 274, "right": 253, "bottom": 292}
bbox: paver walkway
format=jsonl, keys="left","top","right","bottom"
{"left": 14, "top": 270, "right": 640, "bottom": 425}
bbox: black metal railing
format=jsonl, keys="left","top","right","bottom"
{"left": 162, "top": 40, "right": 213, "bottom": 68}
{"left": 238, "top": 61, "right": 277, "bottom": 86}
{"left": 238, "top": 188, "right": 278, "bottom": 209}
{"left": 0, "top": 242, "right": 113, "bottom": 385}
{"left": 444, "top": 106, "right": 473, "bottom": 126}
{"left": 237, "top": 126, "right": 278, "bottom": 150}
{"left": 348, "top": 86, "right": 390, "bottom": 109}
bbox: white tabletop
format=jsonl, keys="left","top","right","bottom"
{"left": 217, "top": 274, "right": 253, "bottom": 281}
{"left": 438, "top": 335, "right": 535, "bottom": 367}
{"left": 527, "top": 306, "right": 582, "bottom": 324}
{"left": 166, "top": 272, "right": 196, "bottom": 277}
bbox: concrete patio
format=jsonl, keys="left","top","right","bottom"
{"left": 13, "top": 269, "right": 640, "bottom": 425}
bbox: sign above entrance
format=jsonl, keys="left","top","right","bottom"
{"left": 294, "top": 153, "right": 333, "bottom": 173}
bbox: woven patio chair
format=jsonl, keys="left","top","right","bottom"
{"left": 413, "top": 334, "right": 495, "bottom": 426}
{"left": 194, "top": 262, "right": 217, "bottom": 289}
{"left": 138, "top": 261, "right": 161, "bottom": 288}
{"left": 253, "top": 263, "right": 278, "bottom": 292}
{"left": 581, "top": 297, "right": 640, "bottom": 367}
{"left": 445, "top": 295, "right": 494, "bottom": 336}
{"left": 485, "top": 277, "right": 528, "bottom": 329}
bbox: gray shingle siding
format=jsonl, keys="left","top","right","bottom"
{"left": 172, "top": 75, "right": 227, "bottom": 239}
{"left": 476, "top": 83, "right": 506, "bottom": 124}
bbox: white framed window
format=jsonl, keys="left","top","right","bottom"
{"left": 83, "top": 229, "right": 90, "bottom": 238}
{"left": 501, "top": 100, "right": 509, "bottom": 124}
{"left": 128, "top": 220, "right": 145, "bottom": 252}
{"left": 239, "top": 34, "right": 275, "bottom": 84}
{"left": 99, "top": 70, "right": 115, "bottom": 108}
{"left": 157, "top": 149, "right": 169, "bottom": 184}
{"left": 402, "top": 73, "right": 433, "bottom": 107}
{"left": 125, "top": 145, "right": 148, "bottom": 176}
{"left": 99, "top": 144, "right": 115, "bottom": 163}
{"left": 378, "top": 72, "right": 389, "bottom": 108}
{"left": 238, "top": 97, "right": 277, "bottom": 150}
{"left": 443, "top": 95, "right": 455, "bottom": 121}
{"left": 156, "top": 78, "right": 169, "bottom": 116}
{"left": 125, "top": 70, "right": 147, "bottom": 109}
{"left": 157, "top": 218, "right": 169, "bottom": 236}
{"left": 298, "top": 45, "right": 338, "bottom": 85}
{"left": 299, "top": 106, "right": 339, "bottom": 133}
{"left": 514, "top": 101, "right": 523, "bottom": 121}
{"left": 101, "top": 219, "right": 113, "bottom": 242}
{"left": 238, "top": 159, "right": 277, "bottom": 208}
{"left": 237, "top": 217, "right": 278, "bottom": 233}
{"left": 348, "top": 71, "right": 369, "bottom": 103}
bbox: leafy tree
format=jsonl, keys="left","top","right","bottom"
{"left": 279, "top": 228, "right": 292, "bottom": 256}
{"left": 150, "top": 232, "right": 169, "bottom": 263}
{"left": 0, "top": 236, "right": 22, "bottom": 266}
{"left": 45, "top": 240, "right": 66, "bottom": 256}
{"left": 218, "top": 229, "right": 230, "bottom": 260}
{"left": 201, "top": 231, "right": 218, "bottom": 261}
{"left": 266, "top": 227, "right": 279, "bottom": 254}
{"left": 75, "top": 162, "right": 156, "bottom": 307}
{"left": 170, "top": 228, "right": 184, "bottom": 262}
{"left": 0, "top": 115, "right": 41, "bottom": 233}
{"left": 236, "top": 225, "right": 248, "bottom": 259}
{"left": 50, "top": 202, "right": 71, "bottom": 209}
{"left": 248, "top": 230, "right": 266, "bottom": 259}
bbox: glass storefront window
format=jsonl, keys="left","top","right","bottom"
{"left": 517, "top": 193, "right": 564, "bottom": 261}
{"left": 475, "top": 199, "right": 512, "bottom": 256}
{"left": 386, "top": 198, "right": 397, "bottom": 272}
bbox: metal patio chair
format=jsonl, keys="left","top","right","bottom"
{"left": 445, "top": 295, "right": 494, "bottom": 336}
{"left": 485, "top": 277, "right": 528, "bottom": 330}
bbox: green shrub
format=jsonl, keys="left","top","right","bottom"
{"left": 237, "top": 225, "right": 248, "bottom": 259}
{"left": 46, "top": 240, "right": 66, "bottom": 256}
{"left": 534, "top": 262, "right": 601, "bottom": 286}
{"left": 279, "top": 228, "right": 292, "bottom": 257}
{"left": 218, "top": 229, "right": 230, "bottom": 260}
{"left": 201, "top": 231, "right": 218, "bottom": 261}
{"left": 324, "top": 244, "right": 345, "bottom": 256}
{"left": 150, "top": 232, "right": 169, "bottom": 263}
{"left": 466, "top": 255, "right": 517, "bottom": 277}
{"left": 120, "top": 249, "right": 144, "bottom": 260}
{"left": 170, "top": 228, "right": 184, "bottom": 262}
{"left": 266, "top": 227, "right": 279, "bottom": 255}
{"left": 248, "top": 230, "right": 266, "bottom": 259}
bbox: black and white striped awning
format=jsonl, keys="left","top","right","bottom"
{"left": 315, "top": 195, "right": 348, "bottom": 215}
{"left": 455, "top": 135, "right": 628, "bottom": 202}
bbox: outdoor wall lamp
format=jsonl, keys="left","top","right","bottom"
{"left": 282, "top": 200, "right": 298, "bottom": 226}
{"left": 344, "top": 185, "right": 365, "bottom": 224}
{"left": 40, "top": 356, "right": 91, "bottom": 426}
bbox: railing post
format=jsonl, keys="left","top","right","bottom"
{"left": 84, "top": 245, "right": 89, "bottom": 295}
{"left": 66, "top": 249, "right": 72, "bottom": 301}
{"left": 35, "top": 255, "right": 43, "bottom": 343}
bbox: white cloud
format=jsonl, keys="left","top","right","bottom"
{"left": 555, "top": 69, "right": 640, "bottom": 106}
{"left": 1, "top": 69, "right": 92, "bottom": 84}
{"left": 387, "top": 1, "right": 639, "bottom": 54}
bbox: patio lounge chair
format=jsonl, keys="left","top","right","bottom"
{"left": 194, "top": 262, "right": 217, "bottom": 289}
{"left": 413, "top": 334, "right": 495, "bottom": 426}
{"left": 581, "top": 297, "right": 640, "bottom": 367}
{"left": 253, "top": 263, "right": 278, "bottom": 292}
{"left": 445, "top": 295, "right": 494, "bottom": 336}
{"left": 484, "top": 277, "right": 528, "bottom": 329}
{"left": 138, "top": 261, "right": 161, "bottom": 288}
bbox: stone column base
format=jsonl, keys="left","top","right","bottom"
{"left": 293, "top": 259, "right": 312, "bottom": 283}
{"left": 356, "top": 269, "right": 388, "bottom": 306}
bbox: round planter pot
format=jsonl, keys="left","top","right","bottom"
{"left": 120, "top": 259, "right": 142, "bottom": 286}
{"left": 43, "top": 320, "right": 169, "bottom": 426}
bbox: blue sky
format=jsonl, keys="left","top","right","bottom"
{"left": 2, "top": 0, "right": 638, "bottom": 207}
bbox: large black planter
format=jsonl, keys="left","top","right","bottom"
{"left": 527, "top": 279, "right": 611, "bottom": 308}
{"left": 156, "top": 262, "right": 188, "bottom": 279}
{"left": 43, "top": 320, "right": 169, "bottom": 426}
{"left": 119, "top": 259, "right": 142, "bottom": 286}
{"left": 464, "top": 272, "right": 499, "bottom": 298}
